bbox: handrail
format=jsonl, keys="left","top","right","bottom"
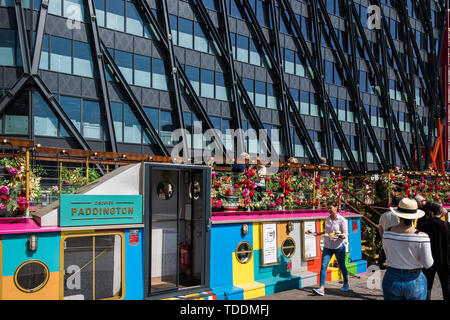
{"left": 341, "top": 199, "right": 378, "bottom": 230}
{"left": 342, "top": 187, "right": 382, "bottom": 217}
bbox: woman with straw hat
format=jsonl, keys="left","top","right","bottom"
{"left": 382, "top": 198, "right": 434, "bottom": 300}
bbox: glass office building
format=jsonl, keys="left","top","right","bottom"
{"left": 0, "top": 0, "right": 446, "bottom": 171}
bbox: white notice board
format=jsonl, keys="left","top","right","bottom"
{"left": 302, "top": 221, "right": 318, "bottom": 260}
{"left": 261, "top": 223, "right": 278, "bottom": 266}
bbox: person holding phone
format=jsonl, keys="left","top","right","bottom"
{"left": 307, "top": 201, "right": 349, "bottom": 296}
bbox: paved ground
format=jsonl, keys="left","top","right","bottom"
{"left": 252, "top": 270, "right": 444, "bottom": 300}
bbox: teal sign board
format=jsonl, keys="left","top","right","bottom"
{"left": 60, "top": 195, "right": 143, "bottom": 227}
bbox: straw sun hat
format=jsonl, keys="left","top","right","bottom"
{"left": 390, "top": 198, "right": 425, "bottom": 220}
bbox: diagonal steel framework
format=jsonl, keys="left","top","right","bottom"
{"left": 85, "top": 0, "right": 117, "bottom": 153}
{"left": 316, "top": 0, "right": 388, "bottom": 170}
{"left": 189, "top": 0, "right": 281, "bottom": 160}
{"left": 0, "top": 0, "right": 444, "bottom": 171}
{"left": 277, "top": 0, "right": 358, "bottom": 169}
{"left": 342, "top": 0, "right": 368, "bottom": 169}
{"left": 374, "top": 0, "right": 427, "bottom": 169}
{"left": 347, "top": 0, "right": 414, "bottom": 168}
{"left": 158, "top": 0, "right": 188, "bottom": 157}
{"left": 100, "top": 41, "right": 170, "bottom": 156}
{"left": 134, "top": 0, "right": 226, "bottom": 157}
{"left": 409, "top": 0, "right": 446, "bottom": 169}
{"left": 232, "top": 0, "right": 325, "bottom": 164}
{"left": 217, "top": 0, "right": 245, "bottom": 154}
{"left": 266, "top": 0, "right": 293, "bottom": 158}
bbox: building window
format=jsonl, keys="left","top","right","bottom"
{"left": 4, "top": 91, "right": 28, "bottom": 135}
{"left": 178, "top": 18, "right": 193, "bottom": 49}
{"left": 106, "top": 0, "right": 125, "bottom": 32}
{"left": 255, "top": 80, "right": 266, "bottom": 108}
{"left": 160, "top": 110, "right": 174, "bottom": 146}
{"left": 73, "top": 41, "right": 94, "bottom": 78}
{"left": 60, "top": 95, "right": 81, "bottom": 135}
{"left": 50, "top": 36, "right": 72, "bottom": 74}
{"left": 134, "top": 54, "right": 151, "bottom": 88}
{"left": 185, "top": 65, "right": 200, "bottom": 95}
{"left": 94, "top": 0, "right": 105, "bottom": 27}
{"left": 194, "top": 22, "right": 208, "bottom": 53}
{"left": 215, "top": 72, "right": 228, "bottom": 101}
{"left": 34, "top": 91, "right": 58, "bottom": 137}
{"left": 115, "top": 50, "right": 133, "bottom": 84}
{"left": 82, "top": 100, "right": 101, "bottom": 139}
{"left": 152, "top": 58, "right": 168, "bottom": 91}
{"left": 235, "top": 241, "right": 253, "bottom": 264}
{"left": 111, "top": 102, "right": 123, "bottom": 142}
{"left": 126, "top": 0, "right": 144, "bottom": 36}
{"left": 123, "top": 103, "right": 141, "bottom": 144}
{"left": 0, "top": 29, "right": 16, "bottom": 66}
{"left": 200, "top": 69, "right": 214, "bottom": 99}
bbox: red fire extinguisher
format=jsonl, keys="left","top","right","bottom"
{"left": 286, "top": 259, "right": 292, "bottom": 273}
{"left": 180, "top": 243, "right": 190, "bottom": 270}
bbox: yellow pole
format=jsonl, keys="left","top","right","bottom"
{"left": 25, "top": 149, "right": 30, "bottom": 217}
{"left": 86, "top": 157, "right": 89, "bottom": 185}
{"left": 313, "top": 170, "right": 317, "bottom": 209}
{"left": 59, "top": 161, "right": 62, "bottom": 196}
{"left": 106, "top": 164, "right": 109, "bottom": 174}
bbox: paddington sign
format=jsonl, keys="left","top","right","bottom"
{"left": 60, "top": 195, "right": 143, "bottom": 227}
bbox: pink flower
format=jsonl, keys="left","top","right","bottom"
{"left": 214, "top": 200, "right": 222, "bottom": 208}
{"left": 0, "top": 204, "right": 4, "bottom": 210}
{"left": 251, "top": 183, "right": 257, "bottom": 189}
{"left": 211, "top": 172, "right": 217, "bottom": 179}
{"left": 270, "top": 203, "right": 276, "bottom": 207}
{"left": 276, "top": 198, "right": 283, "bottom": 206}
{"left": 0, "top": 185, "right": 9, "bottom": 195}
{"left": 7, "top": 167, "right": 18, "bottom": 176}
{"left": 242, "top": 188, "right": 250, "bottom": 197}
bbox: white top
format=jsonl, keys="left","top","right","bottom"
{"left": 323, "top": 214, "right": 348, "bottom": 250}
{"left": 378, "top": 210, "right": 400, "bottom": 231}
{"left": 382, "top": 231, "right": 434, "bottom": 270}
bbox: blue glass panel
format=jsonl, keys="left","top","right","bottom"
{"left": 215, "top": 72, "right": 228, "bottom": 101}
{"left": 134, "top": 54, "right": 151, "bottom": 88}
{"left": 152, "top": 58, "right": 168, "bottom": 91}
{"left": 34, "top": 91, "right": 58, "bottom": 137}
{"left": 60, "top": 95, "right": 81, "bottom": 136}
{"left": 115, "top": 50, "right": 133, "bottom": 84}
{"left": 73, "top": 41, "right": 93, "bottom": 77}
{"left": 178, "top": 18, "right": 193, "bottom": 49}
{"left": 106, "top": 0, "right": 124, "bottom": 31}
{"left": 39, "top": 34, "right": 49, "bottom": 70}
{"left": 126, "top": 1, "right": 144, "bottom": 36}
{"left": 124, "top": 104, "right": 141, "bottom": 144}
{"left": 160, "top": 110, "right": 174, "bottom": 146}
{"left": 201, "top": 69, "right": 214, "bottom": 99}
{"left": 50, "top": 36, "right": 72, "bottom": 74}
{"left": 185, "top": 65, "right": 200, "bottom": 95}
{"left": 255, "top": 81, "right": 266, "bottom": 108}
{"left": 194, "top": 22, "right": 208, "bottom": 53}
{"left": 48, "top": 0, "right": 62, "bottom": 16}
{"left": 94, "top": 0, "right": 105, "bottom": 27}
{"left": 0, "top": 29, "right": 15, "bottom": 66}
{"left": 111, "top": 102, "right": 123, "bottom": 142}
{"left": 82, "top": 100, "right": 101, "bottom": 139}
